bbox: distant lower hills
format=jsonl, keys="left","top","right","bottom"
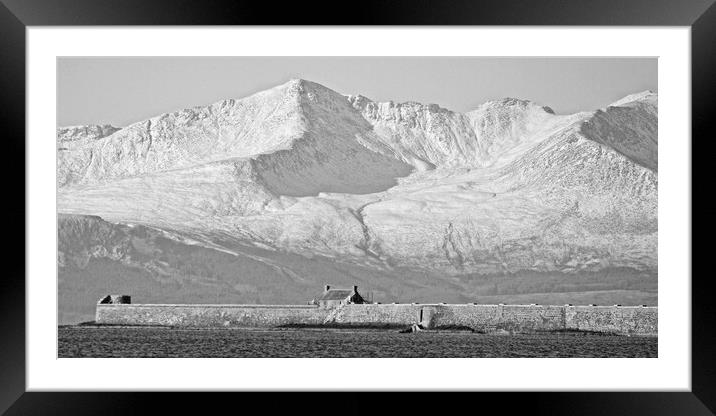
{"left": 57, "top": 80, "right": 657, "bottom": 324}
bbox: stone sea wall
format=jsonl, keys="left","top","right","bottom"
{"left": 565, "top": 305, "right": 657, "bottom": 335}
{"left": 95, "top": 303, "right": 657, "bottom": 335}
{"left": 95, "top": 304, "right": 331, "bottom": 327}
{"left": 328, "top": 304, "right": 421, "bottom": 327}
{"left": 425, "top": 304, "right": 567, "bottom": 332}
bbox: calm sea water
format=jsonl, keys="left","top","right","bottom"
{"left": 58, "top": 327, "right": 657, "bottom": 358}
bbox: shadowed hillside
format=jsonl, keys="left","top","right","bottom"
{"left": 59, "top": 215, "right": 656, "bottom": 324}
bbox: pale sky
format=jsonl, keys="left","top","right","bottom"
{"left": 58, "top": 57, "right": 657, "bottom": 127}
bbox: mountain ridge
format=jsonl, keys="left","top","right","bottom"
{"left": 58, "top": 79, "right": 656, "bottom": 179}
{"left": 56, "top": 79, "right": 658, "bottom": 322}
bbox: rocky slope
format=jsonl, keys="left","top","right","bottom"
{"left": 57, "top": 79, "right": 658, "bottom": 322}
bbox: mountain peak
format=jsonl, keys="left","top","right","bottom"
{"left": 281, "top": 78, "right": 336, "bottom": 94}
{"left": 283, "top": 78, "right": 312, "bottom": 89}
{"left": 57, "top": 124, "right": 122, "bottom": 142}
{"left": 609, "top": 90, "right": 657, "bottom": 108}
{"left": 476, "top": 97, "right": 555, "bottom": 115}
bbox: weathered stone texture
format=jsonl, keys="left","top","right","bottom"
{"left": 96, "top": 303, "right": 657, "bottom": 335}
{"left": 565, "top": 306, "right": 657, "bottom": 335}
{"left": 329, "top": 304, "right": 421, "bottom": 327}
{"left": 96, "top": 304, "right": 330, "bottom": 327}
{"left": 429, "top": 305, "right": 565, "bottom": 332}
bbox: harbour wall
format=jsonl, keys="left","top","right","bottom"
{"left": 95, "top": 304, "right": 331, "bottom": 327}
{"left": 95, "top": 303, "right": 657, "bottom": 335}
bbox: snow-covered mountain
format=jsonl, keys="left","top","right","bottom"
{"left": 57, "top": 79, "right": 658, "bottom": 322}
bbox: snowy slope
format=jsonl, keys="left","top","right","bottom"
{"left": 347, "top": 96, "right": 479, "bottom": 169}
{"left": 57, "top": 124, "right": 121, "bottom": 146}
{"left": 57, "top": 80, "right": 658, "bottom": 312}
{"left": 57, "top": 79, "right": 412, "bottom": 194}
{"left": 580, "top": 90, "right": 658, "bottom": 171}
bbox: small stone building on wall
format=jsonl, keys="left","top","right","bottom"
{"left": 98, "top": 295, "right": 131, "bottom": 304}
{"left": 314, "top": 285, "right": 366, "bottom": 308}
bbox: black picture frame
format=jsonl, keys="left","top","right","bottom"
{"left": 3, "top": 0, "right": 714, "bottom": 414}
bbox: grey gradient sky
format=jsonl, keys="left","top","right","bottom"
{"left": 58, "top": 57, "right": 657, "bottom": 127}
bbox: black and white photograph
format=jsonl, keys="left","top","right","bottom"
{"left": 3, "top": 0, "right": 710, "bottom": 411}
{"left": 56, "top": 56, "right": 658, "bottom": 358}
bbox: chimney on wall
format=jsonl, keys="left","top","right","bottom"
{"left": 353, "top": 285, "right": 358, "bottom": 293}
{"left": 325, "top": 285, "right": 330, "bottom": 292}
